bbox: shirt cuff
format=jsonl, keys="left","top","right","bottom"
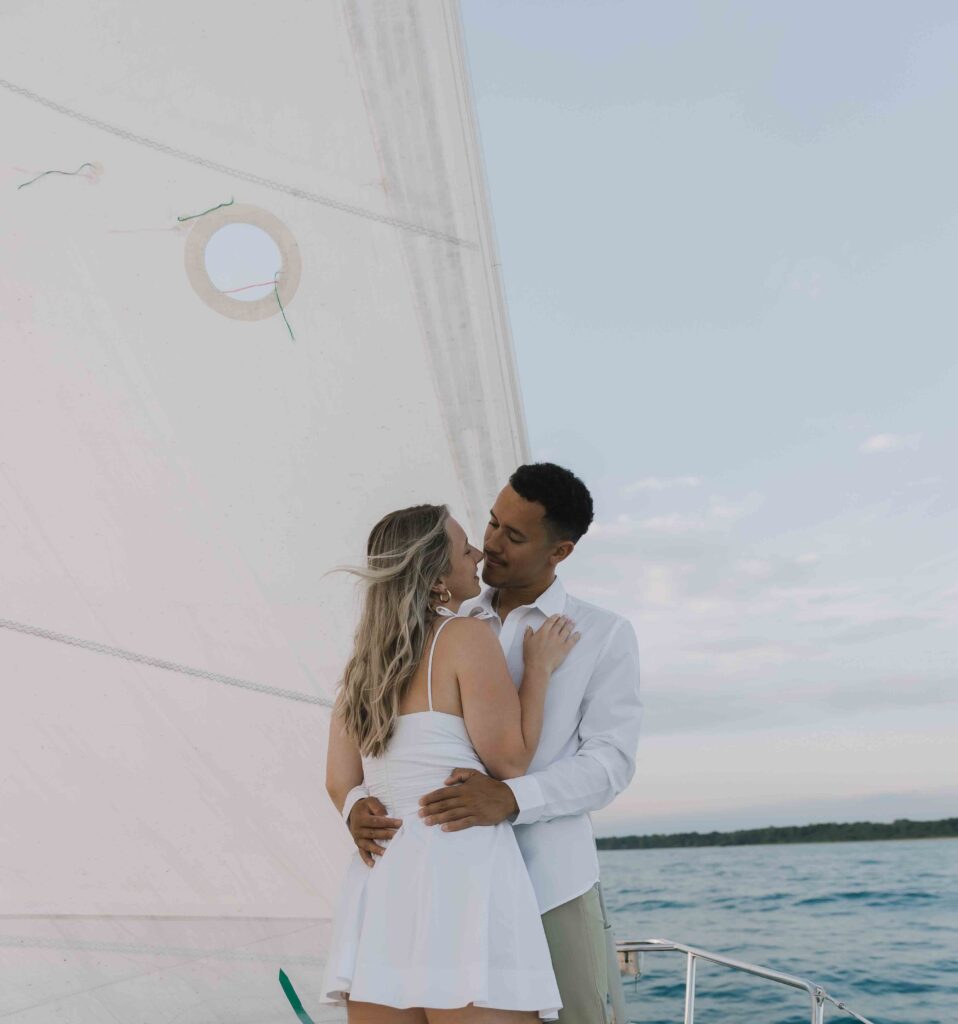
{"left": 504, "top": 774, "right": 546, "bottom": 826}
{"left": 341, "top": 784, "right": 370, "bottom": 826}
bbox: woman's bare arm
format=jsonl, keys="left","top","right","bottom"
{"left": 450, "top": 615, "right": 577, "bottom": 780}
{"left": 325, "top": 709, "right": 365, "bottom": 814}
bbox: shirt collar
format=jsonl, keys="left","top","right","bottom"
{"left": 460, "top": 576, "right": 567, "bottom": 620}
{"left": 530, "top": 576, "right": 567, "bottom": 617}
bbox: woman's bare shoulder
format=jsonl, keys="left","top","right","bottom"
{"left": 440, "top": 615, "right": 497, "bottom": 651}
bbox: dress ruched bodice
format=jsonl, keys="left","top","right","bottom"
{"left": 362, "top": 711, "right": 485, "bottom": 819}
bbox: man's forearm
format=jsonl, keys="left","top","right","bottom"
{"left": 500, "top": 778, "right": 520, "bottom": 819}
{"left": 506, "top": 747, "right": 631, "bottom": 826}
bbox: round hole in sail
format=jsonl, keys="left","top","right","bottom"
{"left": 183, "top": 203, "right": 302, "bottom": 322}
{"left": 204, "top": 223, "right": 282, "bottom": 302}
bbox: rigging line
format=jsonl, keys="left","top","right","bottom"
{"left": 222, "top": 278, "right": 282, "bottom": 294}
{"left": 0, "top": 77, "right": 478, "bottom": 249}
{"left": 0, "top": 617, "right": 333, "bottom": 708}
{"left": 821, "top": 991, "right": 876, "bottom": 1024}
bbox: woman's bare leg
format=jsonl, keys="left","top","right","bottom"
{"left": 346, "top": 999, "right": 537, "bottom": 1024}
{"left": 425, "top": 1008, "right": 538, "bottom": 1024}
{"left": 347, "top": 1000, "right": 428, "bottom": 1024}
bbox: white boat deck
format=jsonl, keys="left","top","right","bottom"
{"left": 0, "top": 916, "right": 342, "bottom": 1023}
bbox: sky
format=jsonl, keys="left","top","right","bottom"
{"left": 459, "top": 0, "right": 958, "bottom": 835}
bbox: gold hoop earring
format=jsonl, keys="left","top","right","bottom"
{"left": 439, "top": 586, "right": 452, "bottom": 604}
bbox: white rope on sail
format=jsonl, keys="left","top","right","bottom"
{"left": 0, "top": 76, "right": 478, "bottom": 249}
{"left": 0, "top": 617, "right": 334, "bottom": 708}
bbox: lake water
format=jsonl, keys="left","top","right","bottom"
{"left": 599, "top": 839, "right": 957, "bottom": 1024}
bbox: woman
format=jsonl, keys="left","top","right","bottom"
{"left": 322, "top": 503, "right": 579, "bottom": 1023}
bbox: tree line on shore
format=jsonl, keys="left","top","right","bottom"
{"left": 596, "top": 817, "right": 958, "bottom": 850}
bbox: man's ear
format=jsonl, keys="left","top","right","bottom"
{"left": 549, "top": 540, "right": 575, "bottom": 567}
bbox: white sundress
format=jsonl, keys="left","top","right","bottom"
{"left": 320, "top": 616, "right": 561, "bottom": 1019}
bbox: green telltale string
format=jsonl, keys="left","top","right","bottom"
{"left": 278, "top": 969, "right": 316, "bottom": 1024}
{"left": 274, "top": 271, "right": 295, "bottom": 342}
{"left": 17, "top": 162, "right": 96, "bottom": 189}
{"left": 219, "top": 271, "right": 295, "bottom": 341}
{"left": 177, "top": 197, "right": 235, "bottom": 222}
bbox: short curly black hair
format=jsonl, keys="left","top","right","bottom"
{"left": 509, "top": 463, "right": 594, "bottom": 543}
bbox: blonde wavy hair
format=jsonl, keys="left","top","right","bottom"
{"left": 334, "top": 503, "right": 452, "bottom": 757}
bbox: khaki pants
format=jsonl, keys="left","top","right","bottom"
{"left": 541, "top": 884, "right": 609, "bottom": 1024}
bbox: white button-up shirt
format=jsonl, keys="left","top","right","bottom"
{"left": 341, "top": 576, "right": 642, "bottom": 914}
{"left": 460, "top": 577, "right": 642, "bottom": 912}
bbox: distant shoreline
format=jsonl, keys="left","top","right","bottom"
{"left": 596, "top": 817, "right": 958, "bottom": 850}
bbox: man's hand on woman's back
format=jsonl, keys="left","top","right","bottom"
{"left": 347, "top": 797, "right": 402, "bottom": 867}
{"left": 418, "top": 767, "right": 519, "bottom": 831}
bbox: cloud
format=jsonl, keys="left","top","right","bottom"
{"left": 825, "top": 615, "right": 937, "bottom": 645}
{"left": 628, "top": 663, "right": 958, "bottom": 740}
{"left": 592, "top": 491, "right": 764, "bottom": 538}
{"left": 707, "top": 492, "right": 764, "bottom": 521}
{"left": 860, "top": 432, "right": 921, "bottom": 454}
{"left": 798, "top": 674, "right": 958, "bottom": 713}
{"left": 768, "top": 256, "right": 843, "bottom": 302}
{"left": 635, "top": 513, "right": 708, "bottom": 535}
{"left": 569, "top": 483, "right": 957, "bottom": 771}
{"left": 623, "top": 475, "right": 702, "bottom": 493}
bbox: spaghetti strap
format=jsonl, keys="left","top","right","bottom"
{"left": 426, "top": 615, "right": 456, "bottom": 712}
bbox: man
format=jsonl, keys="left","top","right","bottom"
{"left": 342, "top": 462, "right": 642, "bottom": 1023}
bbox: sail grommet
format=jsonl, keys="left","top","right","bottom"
{"left": 183, "top": 202, "right": 302, "bottom": 322}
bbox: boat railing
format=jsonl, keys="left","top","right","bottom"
{"left": 616, "top": 938, "right": 876, "bottom": 1024}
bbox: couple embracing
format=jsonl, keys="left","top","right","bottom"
{"left": 322, "top": 463, "right": 642, "bottom": 1023}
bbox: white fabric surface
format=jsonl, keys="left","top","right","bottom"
{"left": 1, "top": 1, "right": 528, "bottom": 1017}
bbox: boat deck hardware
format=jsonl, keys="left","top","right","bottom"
{"left": 616, "top": 938, "right": 875, "bottom": 1024}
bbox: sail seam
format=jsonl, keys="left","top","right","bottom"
{"left": 0, "top": 617, "right": 333, "bottom": 708}
{"left": 0, "top": 77, "right": 479, "bottom": 249}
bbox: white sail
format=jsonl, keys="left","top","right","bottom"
{"left": 0, "top": 1, "right": 526, "bottom": 1018}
